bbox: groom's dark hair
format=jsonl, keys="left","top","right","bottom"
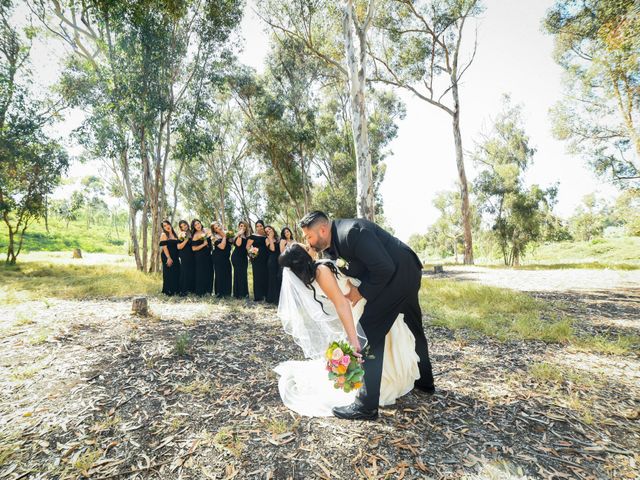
{"left": 299, "top": 210, "right": 329, "bottom": 229}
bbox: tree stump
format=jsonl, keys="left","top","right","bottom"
{"left": 434, "top": 265, "right": 444, "bottom": 274}
{"left": 132, "top": 297, "right": 149, "bottom": 316}
{"left": 72, "top": 248, "right": 82, "bottom": 259}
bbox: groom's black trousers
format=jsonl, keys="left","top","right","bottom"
{"left": 356, "top": 250, "right": 434, "bottom": 410}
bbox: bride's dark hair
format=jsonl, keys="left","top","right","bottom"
{"left": 278, "top": 243, "right": 339, "bottom": 313}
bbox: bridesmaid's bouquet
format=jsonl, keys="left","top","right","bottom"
{"left": 325, "top": 341, "right": 364, "bottom": 393}
{"left": 178, "top": 231, "right": 187, "bottom": 241}
{"left": 225, "top": 230, "right": 235, "bottom": 239}
{"left": 248, "top": 246, "right": 259, "bottom": 259}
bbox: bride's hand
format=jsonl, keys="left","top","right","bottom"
{"left": 345, "top": 281, "right": 363, "bottom": 306}
{"left": 349, "top": 335, "right": 361, "bottom": 354}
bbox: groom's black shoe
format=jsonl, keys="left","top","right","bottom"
{"left": 414, "top": 382, "right": 436, "bottom": 395}
{"left": 332, "top": 403, "right": 378, "bottom": 420}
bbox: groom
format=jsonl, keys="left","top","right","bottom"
{"left": 299, "top": 211, "right": 435, "bottom": 420}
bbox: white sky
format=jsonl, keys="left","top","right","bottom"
{"left": 21, "top": 0, "right": 619, "bottom": 241}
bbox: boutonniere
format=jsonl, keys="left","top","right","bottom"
{"left": 336, "top": 257, "right": 349, "bottom": 269}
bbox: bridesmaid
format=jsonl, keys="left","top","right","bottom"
{"left": 265, "top": 225, "right": 280, "bottom": 305}
{"left": 191, "top": 219, "right": 211, "bottom": 296}
{"left": 212, "top": 221, "right": 232, "bottom": 297}
{"left": 231, "top": 220, "right": 251, "bottom": 298}
{"left": 279, "top": 226, "right": 295, "bottom": 253}
{"left": 177, "top": 220, "right": 195, "bottom": 295}
{"left": 247, "top": 219, "right": 269, "bottom": 302}
{"left": 159, "top": 220, "right": 180, "bottom": 296}
{"left": 278, "top": 226, "right": 295, "bottom": 299}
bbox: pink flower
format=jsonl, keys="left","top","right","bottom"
{"left": 340, "top": 355, "right": 351, "bottom": 366}
{"left": 337, "top": 376, "right": 346, "bottom": 385}
{"left": 331, "top": 348, "right": 344, "bottom": 361}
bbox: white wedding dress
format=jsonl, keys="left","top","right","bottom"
{"left": 275, "top": 264, "right": 420, "bottom": 417}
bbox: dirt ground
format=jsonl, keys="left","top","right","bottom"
{"left": 1, "top": 267, "right": 638, "bottom": 479}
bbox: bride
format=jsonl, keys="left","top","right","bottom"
{"left": 274, "top": 243, "right": 420, "bottom": 417}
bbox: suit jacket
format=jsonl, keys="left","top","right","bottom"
{"left": 325, "top": 219, "right": 422, "bottom": 301}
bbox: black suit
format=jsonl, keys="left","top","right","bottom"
{"left": 326, "top": 218, "right": 434, "bottom": 409}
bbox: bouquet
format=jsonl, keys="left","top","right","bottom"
{"left": 178, "top": 231, "right": 187, "bottom": 241}
{"left": 248, "top": 246, "right": 259, "bottom": 259}
{"left": 226, "top": 230, "right": 235, "bottom": 239}
{"left": 325, "top": 341, "right": 364, "bottom": 393}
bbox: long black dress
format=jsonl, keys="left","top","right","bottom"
{"left": 192, "top": 236, "right": 211, "bottom": 296}
{"left": 206, "top": 237, "right": 214, "bottom": 295}
{"left": 231, "top": 236, "right": 249, "bottom": 298}
{"left": 160, "top": 238, "right": 180, "bottom": 296}
{"left": 177, "top": 237, "right": 195, "bottom": 295}
{"left": 213, "top": 236, "right": 232, "bottom": 297}
{"left": 249, "top": 234, "right": 269, "bottom": 301}
{"left": 266, "top": 239, "right": 281, "bottom": 304}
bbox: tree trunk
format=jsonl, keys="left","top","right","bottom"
{"left": 451, "top": 83, "right": 474, "bottom": 265}
{"left": 343, "top": 0, "right": 375, "bottom": 221}
{"left": 120, "top": 147, "right": 143, "bottom": 270}
{"left": 44, "top": 196, "right": 49, "bottom": 233}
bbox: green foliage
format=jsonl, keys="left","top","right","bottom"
{"left": 568, "top": 194, "right": 609, "bottom": 241}
{"left": 0, "top": 3, "right": 69, "bottom": 264}
{"left": 474, "top": 97, "right": 558, "bottom": 266}
{"left": 611, "top": 188, "right": 640, "bottom": 235}
{"left": 545, "top": 0, "right": 640, "bottom": 187}
{"left": 174, "top": 333, "right": 191, "bottom": 356}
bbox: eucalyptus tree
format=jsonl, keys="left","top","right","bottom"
{"left": 0, "top": 0, "right": 69, "bottom": 264}
{"left": 257, "top": 0, "right": 379, "bottom": 219}
{"left": 368, "top": 0, "right": 483, "bottom": 264}
{"left": 32, "top": 0, "right": 243, "bottom": 271}
{"left": 473, "top": 97, "right": 557, "bottom": 266}
{"left": 545, "top": 0, "right": 639, "bottom": 187}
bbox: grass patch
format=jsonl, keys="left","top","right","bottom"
{"left": 528, "top": 237, "right": 640, "bottom": 266}
{"left": 482, "top": 262, "right": 640, "bottom": 271}
{"left": 73, "top": 448, "right": 102, "bottom": 474}
{"left": 176, "top": 379, "right": 212, "bottom": 396}
{"left": 0, "top": 217, "right": 128, "bottom": 255}
{"left": 0, "top": 260, "right": 160, "bottom": 304}
{"left": 213, "top": 428, "right": 244, "bottom": 457}
{"left": 573, "top": 334, "right": 640, "bottom": 356}
{"left": 174, "top": 333, "right": 191, "bottom": 356}
{"left": 420, "top": 278, "right": 574, "bottom": 343}
{"left": 10, "top": 364, "right": 42, "bottom": 381}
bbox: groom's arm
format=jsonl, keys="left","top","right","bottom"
{"left": 346, "top": 227, "right": 395, "bottom": 300}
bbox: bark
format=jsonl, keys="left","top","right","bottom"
{"left": 452, "top": 83, "right": 473, "bottom": 265}
{"left": 343, "top": 0, "right": 375, "bottom": 220}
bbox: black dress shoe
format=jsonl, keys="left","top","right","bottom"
{"left": 414, "top": 382, "right": 436, "bottom": 394}
{"left": 332, "top": 403, "right": 378, "bottom": 420}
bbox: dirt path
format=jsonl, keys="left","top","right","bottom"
{"left": 1, "top": 267, "right": 639, "bottom": 479}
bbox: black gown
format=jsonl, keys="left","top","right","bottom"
{"left": 213, "top": 236, "right": 232, "bottom": 297}
{"left": 266, "top": 240, "right": 281, "bottom": 304}
{"left": 231, "top": 236, "right": 249, "bottom": 298}
{"left": 160, "top": 238, "right": 180, "bottom": 296}
{"left": 206, "top": 237, "right": 214, "bottom": 295}
{"left": 177, "top": 237, "right": 195, "bottom": 295}
{"left": 192, "top": 237, "right": 212, "bottom": 296}
{"left": 249, "top": 234, "right": 269, "bottom": 301}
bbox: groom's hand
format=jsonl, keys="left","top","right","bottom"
{"left": 345, "top": 281, "right": 363, "bottom": 306}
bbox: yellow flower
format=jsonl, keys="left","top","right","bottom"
{"left": 337, "top": 365, "right": 347, "bottom": 374}
{"left": 354, "top": 382, "right": 363, "bottom": 389}
{"left": 325, "top": 348, "right": 333, "bottom": 360}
